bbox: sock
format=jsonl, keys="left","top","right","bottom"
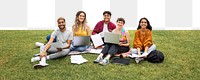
{"left": 105, "top": 55, "right": 111, "bottom": 60}
{"left": 97, "top": 53, "right": 103, "bottom": 59}
{"left": 39, "top": 57, "right": 48, "bottom": 66}
{"left": 34, "top": 57, "right": 40, "bottom": 61}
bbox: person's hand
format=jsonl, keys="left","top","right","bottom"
{"left": 40, "top": 52, "right": 47, "bottom": 60}
{"left": 57, "top": 48, "right": 63, "bottom": 51}
{"left": 142, "top": 52, "right": 148, "bottom": 58}
{"left": 118, "top": 42, "right": 123, "bottom": 46}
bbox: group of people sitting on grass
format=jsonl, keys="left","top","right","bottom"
{"left": 31, "top": 11, "right": 156, "bottom": 69}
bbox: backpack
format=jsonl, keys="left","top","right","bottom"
{"left": 111, "top": 57, "right": 130, "bottom": 65}
{"left": 147, "top": 50, "right": 164, "bottom": 63}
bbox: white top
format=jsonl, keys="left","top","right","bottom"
{"left": 51, "top": 29, "right": 73, "bottom": 43}
{"left": 103, "top": 23, "right": 109, "bottom": 32}
{"left": 99, "top": 23, "right": 109, "bottom": 37}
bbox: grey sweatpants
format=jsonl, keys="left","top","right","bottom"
{"left": 40, "top": 44, "right": 70, "bottom": 59}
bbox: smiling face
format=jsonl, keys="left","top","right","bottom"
{"left": 78, "top": 13, "right": 85, "bottom": 23}
{"left": 103, "top": 13, "right": 111, "bottom": 22}
{"left": 57, "top": 19, "right": 66, "bottom": 30}
{"left": 117, "top": 21, "right": 124, "bottom": 29}
{"left": 140, "top": 19, "right": 148, "bottom": 29}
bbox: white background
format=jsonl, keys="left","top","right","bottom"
{"left": 0, "top": 0, "right": 200, "bottom": 30}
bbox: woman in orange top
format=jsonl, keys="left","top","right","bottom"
{"left": 131, "top": 17, "right": 156, "bottom": 63}
{"left": 70, "top": 11, "right": 90, "bottom": 52}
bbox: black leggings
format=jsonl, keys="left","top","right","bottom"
{"left": 101, "top": 43, "right": 130, "bottom": 56}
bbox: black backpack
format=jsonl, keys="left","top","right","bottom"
{"left": 147, "top": 50, "right": 164, "bottom": 63}
{"left": 111, "top": 58, "right": 130, "bottom": 65}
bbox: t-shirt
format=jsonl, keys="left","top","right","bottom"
{"left": 51, "top": 29, "right": 73, "bottom": 43}
{"left": 74, "top": 25, "right": 87, "bottom": 36}
{"left": 99, "top": 23, "right": 109, "bottom": 37}
{"left": 103, "top": 23, "right": 109, "bottom": 32}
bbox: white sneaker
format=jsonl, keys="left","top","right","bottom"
{"left": 135, "top": 57, "right": 144, "bottom": 64}
{"left": 93, "top": 57, "right": 103, "bottom": 63}
{"left": 31, "top": 57, "right": 40, "bottom": 62}
{"left": 35, "top": 42, "right": 44, "bottom": 47}
{"left": 33, "top": 57, "right": 48, "bottom": 69}
{"left": 33, "top": 63, "right": 48, "bottom": 69}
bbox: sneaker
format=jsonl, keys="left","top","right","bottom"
{"left": 135, "top": 57, "right": 144, "bottom": 64}
{"left": 35, "top": 42, "right": 44, "bottom": 47}
{"left": 34, "top": 53, "right": 40, "bottom": 57}
{"left": 31, "top": 57, "right": 39, "bottom": 62}
{"left": 33, "top": 63, "right": 48, "bottom": 69}
{"left": 93, "top": 57, "right": 103, "bottom": 63}
{"left": 99, "top": 59, "right": 109, "bottom": 65}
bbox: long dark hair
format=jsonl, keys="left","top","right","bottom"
{"left": 137, "top": 17, "right": 152, "bottom": 30}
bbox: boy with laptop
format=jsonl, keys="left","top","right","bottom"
{"left": 31, "top": 17, "right": 73, "bottom": 69}
{"left": 93, "top": 18, "right": 130, "bottom": 65}
{"left": 91, "top": 11, "right": 116, "bottom": 48}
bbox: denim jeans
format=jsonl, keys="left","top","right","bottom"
{"left": 69, "top": 42, "right": 89, "bottom": 52}
{"left": 131, "top": 44, "right": 156, "bottom": 55}
{"left": 46, "top": 34, "right": 57, "bottom": 42}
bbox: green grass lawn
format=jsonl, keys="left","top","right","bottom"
{"left": 0, "top": 30, "right": 200, "bottom": 80}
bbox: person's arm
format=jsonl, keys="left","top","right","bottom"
{"left": 108, "top": 22, "right": 116, "bottom": 32}
{"left": 86, "top": 25, "right": 91, "bottom": 36}
{"left": 137, "top": 48, "right": 141, "bottom": 56}
{"left": 133, "top": 31, "right": 142, "bottom": 55}
{"left": 144, "top": 46, "right": 149, "bottom": 53}
{"left": 62, "top": 40, "right": 72, "bottom": 49}
{"left": 144, "top": 31, "right": 153, "bottom": 52}
{"left": 72, "top": 26, "right": 75, "bottom": 36}
{"left": 133, "top": 31, "right": 142, "bottom": 49}
{"left": 62, "top": 31, "right": 73, "bottom": 49}
{"left": 40, "top": 37, "right": 54, "bottom": 59}
{"left": 119, "top": 30, "right": 130, "bottom": 47}
{"left": 92, "top": 22, "right": 99, "bottom": 35}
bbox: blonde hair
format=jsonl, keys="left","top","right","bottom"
{"left": 73, "top": 11, "right": 87, "bottom": 31}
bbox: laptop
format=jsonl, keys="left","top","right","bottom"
{"left": 51, "top": 42, "right": 67, "bottom": 48}
{"left": 104, "top": 32, "right": 120, "bottom": 44}
{"left": 73, "top": 36, "right": 90, "bottom": 46}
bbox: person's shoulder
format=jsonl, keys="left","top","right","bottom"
{"left": 135, "top": 29, "right": 140, "bottom": 33}
{"left": 125, "top": 29, "right": 129, "bottom": 34}
{"left": 65, "top": 29, "right": 72, "bottom": 33}
{"left": 85, "top": 23, "right": 90, "bottom": 29}
{"left": 95, "top": 20, "right": 104, "bottom": 25}
{"left": 146, "top": 29, "right": 152, "bottom": 33}
{"left": 54, "top": 29, "right": 60, "bottom": 33}
{"left": 109, "top": 21, "right": 116, "bottom": 26}
{"left": 112, "top": 29, "right": 116, "bottom": 32}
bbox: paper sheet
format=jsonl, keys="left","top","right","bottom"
{"left": 70, "top": 55, "right": 88, "bottom": 64}
{"left": 91, "top": 34, "right": 104, "bottom": 48}
{"left": 88, "top": 49, "right": 102, "bottom": 54}
{"left": 129, "top": 53, "right": 148, "bottom": 58}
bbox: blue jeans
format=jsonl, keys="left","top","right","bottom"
{"left": 70, "top": 42, "right": 89, "bottom": 52}
{"left": 131, "top": 44, "right": 156, "bottom": 55}
{"left": 46, "top": 34, "right": 57, "bottom": 42}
